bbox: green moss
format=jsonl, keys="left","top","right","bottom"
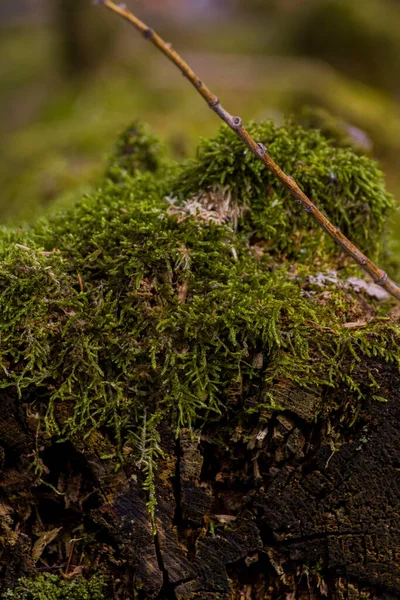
{"left": 5, "top": 574, "right": 105, "bottom": 600}
{"left": 104, "top": 121, "right": 167, "bottom": 183}
{"left": 170, "top": 120, "right": 393, "bottom": 263}
{"left": 0, "top": 120, "right": 398, "bottom": 519}
{"left": 298, "top": 106, "right": 373, "bottom": 154}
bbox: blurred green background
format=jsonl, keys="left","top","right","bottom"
{"left": 1, "top": 0, "right": 400, "bottom": 250}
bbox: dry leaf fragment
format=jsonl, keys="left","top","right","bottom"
{"left": 32, "top": 527, "right": 62, "bottom": 562}
{"left": 178, "top": 279, "right": 189, "bottom": 303}
{"left": 342, "top": 320, "right": 368, "bottom": 328}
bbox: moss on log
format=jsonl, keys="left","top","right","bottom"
{"left": 0, "top": 121, "right": 399, "bottom": 599}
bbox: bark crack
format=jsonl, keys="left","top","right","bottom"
{"left": 153, "top": 531, "right": 178, "bottom": 600}
{"left": 172, "top": 436, "right": 184, "bottom": 536}
{"left": 279, "top": 529, "right": 365, "bottom": 546}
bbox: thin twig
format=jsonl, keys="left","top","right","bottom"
{"left": 64, "top": 539, "right": 75, "bottom": 576}
{"left": 77, "top": 273, "right": 84, "bottom": 293}
{"left": 99, "top": 0, "right": 400, "bottom": 301}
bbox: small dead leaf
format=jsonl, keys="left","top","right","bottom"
{"left": 317, "top": 573, "right": 329, "bottom": 596}
{"left": 178, "top": 279, "right": 189, "bottom": 304}
{"left": 252, "top": 352, "right": 263, "bottom": 369}
{"left": 61, "top": 565, "right": 83, "bottom": 579}
{"left": 65, "top": 473, "right": 82, "bottom": 509}
{"left": 214, "top": 514, "right": 237, "bottom": 524}
{"left": 266, "top": 547, "right": 287, "bottom": 582}
{"left": 32, "top": 527, "right": 62, "bottom": 562}
{"left": 0, "top": 500, "right": 13, "bottom": 517}
{"left": 342, "top": 320, "right": 367, "bottom": 328}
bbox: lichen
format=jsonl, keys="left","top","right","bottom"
{"left": 0, "top": 119, "right": 398, "bottom": 517}
{"left": 5, "top": 574, "right": 105, "bottom": 600}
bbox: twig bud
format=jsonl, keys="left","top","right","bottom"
{"left": 376, "top": 271, "right": 388, "bottom": 285}
{"left": 143, "top": 28, "right": 154, "bottom": 39}
{"left": 256, "top": 143, "right": 267, "bottom": 157}
{"left": 232, "top": 116, "right": 242, "bottom": 129}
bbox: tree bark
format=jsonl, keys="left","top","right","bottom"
{"left": 1, "top": 358, "right": 399, "bottom": 599}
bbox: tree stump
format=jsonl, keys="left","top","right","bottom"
{"left": 1, "top": 361, "right": 399, "bottom": 598}
{"left": 1, "top": 121, "right": 399, "bottom": 599}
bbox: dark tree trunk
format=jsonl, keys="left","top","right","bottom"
{"left": 1, "top": 358, "right": 399, "bottom": 599}
{"left": 54, "top": 0, "right": 114, "bottom": 78}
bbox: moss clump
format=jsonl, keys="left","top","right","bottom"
{"left": 170, "top": 120, "right": 392, "bottom": 263}
{"left": 105, "top": 121, "right": 166, "bottom": 183}
{"left": 5, "top": 574, "right": 105, "bottom": 600}
{"left": 298, "top": 106, "right": 373, "bottom": 154}
{"left": 0, "top": 120, "right": 398, "bottom": 494}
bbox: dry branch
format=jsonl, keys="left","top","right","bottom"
{"left": 99, "top": 0, "right": 400, "bottom": 301}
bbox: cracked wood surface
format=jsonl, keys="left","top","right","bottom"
{"left": 0, "top": 362, "right": 399, "bottom": 598}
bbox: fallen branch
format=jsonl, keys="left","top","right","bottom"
{"left": 98, "top": 0, "right": 400, "bottom": 301}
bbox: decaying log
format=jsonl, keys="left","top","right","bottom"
{"left": 0, "top": 360, "right": 399, "bottom": 599}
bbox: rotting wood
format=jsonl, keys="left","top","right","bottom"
{"left": 1, "top": 364, "right": 400, "bottom": 597}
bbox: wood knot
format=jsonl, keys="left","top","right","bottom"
{"left": 232, "top": 116, "right": 242, "bottom": 129}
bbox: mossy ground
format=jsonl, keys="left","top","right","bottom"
{"left": 2, "top": 120, "right": 400, "bottom": 597}
{"left": 4, "top": 574, "right": 105, "bottom": 600}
